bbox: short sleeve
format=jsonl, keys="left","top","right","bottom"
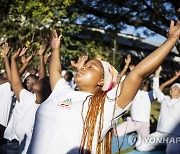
{"left": 100, "top": 83, "right": 132, "bottom": 139}
{"left": 0, "top": 82, "right": 14, "bottom": 127}
{"left": 49, "top": 78, "right": 73, "bottom": 99}
{"left": 19, "top": 89, "right": 36, "bottom": 110}
{"left": 104, "top": 82, "right": 131, "bottom": 121}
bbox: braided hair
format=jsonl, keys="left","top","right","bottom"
{"left": 80, "top": 88, "right": 114, "bottom": 154}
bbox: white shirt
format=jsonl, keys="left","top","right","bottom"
{"left": 0, "top": 82, "right": 14, "bottom": 127}
{"left": 4, "top": 100, "right": 21, "bottom": 140}
{"left": 153, "top": 77, "right": 180, "bottom": 135}
{"left": 130, "top": 90, "right": 154, "bottom": 122}
{"left": 15, "top": 89, "right": 39, "bottom": 154}
{"left": 28, "top": 78, "right": 129, "bottom": 154}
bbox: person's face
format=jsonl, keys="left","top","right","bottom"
{"left": 32, "top": 78, "right": 50, "bottom": 96}
{"left": 74, "top": 59, "right": 104, "bottom": 92}
{"left": 26, "top": 76, "right": 37, "bottom": 92}
{"left": 142, "top": 84, "right": 148, "bottom": 91}
{"left": 170, "top": 86, "right": 180, "bottom": 98}
{"left": 32, "top": 80, "right": 43, "bottom": 93}
{"left": 30, "top": 69, "right": 37, "bottom": 75}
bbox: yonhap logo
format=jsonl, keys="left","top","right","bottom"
{"left": 127, "top": 132, "right": 142, "bottom": 147}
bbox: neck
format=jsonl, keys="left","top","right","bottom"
{"left": 171, "top": 95, "right": 180, "bottom": 99}
{"left": 35, "top": 93, "right": 43, "bottom": 104}
{"left": 79, "top": 86, "right": 101, "bottom": 94}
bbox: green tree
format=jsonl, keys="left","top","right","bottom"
{"left": 0, "top": 0, "right": 109, "bottom": 70}
{"left": 67, "top": 0, "right": 180, "bottom": 53}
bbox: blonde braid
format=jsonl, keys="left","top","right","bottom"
{"left": 80, "top": 89, "right": 107, "bottom": 153}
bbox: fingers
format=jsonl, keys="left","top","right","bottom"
{"left": 70, "top": 61, "right": 75, "bottom": 66}
{"left": 51, "top": 30, "right": 58, "bottom": 38}
{"left": 47, "top": 52, "right": 51, "bottom": 57}
{"left": 170, "top": 20, "right": 174, "bottom": 29}
{"left": 19, "top": 47, "right": 28, "bottom": 57}
{"left": 176, "top": 20, "right": 180, "bottom": 28}
{"left": 51, "top": 30, "right": 63, "bottom": 40}
{"left": 12, "top": 48, "right": 21, "bottom": 60}
{"left": 59, "top": 35, "right": 63, "bottom": 40}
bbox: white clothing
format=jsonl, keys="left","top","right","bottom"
{"left": 153, "top": 77, "right": 180, "bottom": 135}
{"left": 130, "top": 90, "right": 154, "bottom": 122}
{"left": 28, "top": 78, "right": 130, "bottom": 154}
{"left": 4, "top": 100, "right": 21, "bottom": 140}
{"left": 137, "top": 131, "right": 180, "bottom": 153}
{"left": 15, "top": 89, "right": 39, "bottom": 154}
{"left": 0, "top": 82, "right": 14, "bottom": 127}
{"left": 116, "top": 117, "right": 150, "bottom": 138}
{"left": 65, "top": 80, "right": 76, "bottom": 89}
{"left": 137, "top": 131, "right": 169, "bottom": 151}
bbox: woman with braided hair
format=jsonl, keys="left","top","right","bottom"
{"left": 28, "top": 20, "right": 180, "bottom": 154}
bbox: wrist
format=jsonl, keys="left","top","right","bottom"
{"left": 2, "top": 54, "right": 8, "bottom": 58}
{"left": 11, "top": 58, "right": 17, "bottom": 61}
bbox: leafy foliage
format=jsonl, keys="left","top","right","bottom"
{"left": 67, "top": 0, "right": 180, "bottom": 52}
{"left": 0, "top": 0, "right": 179, "bottom": 71}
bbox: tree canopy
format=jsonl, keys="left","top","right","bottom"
{"left": 67, "top": 0, "right": 180, "bottom": 51}
{"left": 0, "top": 0, "right": 179, "bottom": 71}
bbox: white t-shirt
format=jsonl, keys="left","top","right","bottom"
{"left": 15, "top": 89, "right": 39, "bottom": 154}
{"left": 130, "top": 90, "right": 154, "bottom": 122}
{"left": 0, "top": 82, "right": 14, "bottom": 127}
{"left": 28, "top": 78, "right": 129, "bottom": 154}
{"left": 153, "top": 77, "right": 180, "bottom": 135}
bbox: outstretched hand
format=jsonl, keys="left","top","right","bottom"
{"left": 125, "top": 54, "right": 131, "bottom": 65}
{"left": 38, "top": 44, "right": 47, "bottom": 56}
{"left": 44, "top": 52, "right": 51, "bottom": 64}
{"left": 1, "top": 43, "right": 10, "bottom": 57}
{"left": 12, "top": 47, "right": 29, "bottom": 61}
{"left": 19, "top": 47, "right": 28, "bottom": 57}
{"left": 11, "top": 48, "right": 21, "bottom": 60}
{"left": 168, "top": 20, "right": 180, "bottom": 38}
{"left": 175, "top": 70, "right": 180, "bottom": 77}
{"left": 71, "top": 55, "right": 88, "bottom": 70}
{"left": 50, "top": 30, "right": 62, "bottom": 50}
{"left": 155, "top": 66, "right": 162, "bottom": 77}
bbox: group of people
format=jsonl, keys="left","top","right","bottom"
{"left": 0, "top": 20, "right": 179, "bottom": 154}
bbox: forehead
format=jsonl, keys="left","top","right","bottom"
{"left": 86, "top": 59, "right": 102, "bottom": 67}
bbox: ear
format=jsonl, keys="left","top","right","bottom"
{"left": 97, "top": 78, "right": 104, "bottom": 87}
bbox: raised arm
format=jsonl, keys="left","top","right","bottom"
{"left": 44, "top": 52, "right": 51, "bottom": 65}
{"left": 18, "top": 47, "right": 32, "bottom": 76}
{"left": 118, "top": 54, "right": 131, "bottom": 82}
{"left": 11, "top": 49, "right": 24, "bottom": 101}
{"left": 153, "top": 66, "right": 162, "bottom": 89}
{"left": 117, "top": 20, "right": 180, "bottom": 108}
{"left": 38, "top": 45, "right": 47, "bottom": 80}
{"left": 19, "top": 54, "right": 33, "bottom": 76}
{"left": 1, "top": 43, "right": 11, "bottom": 82}
{"left": 49, "top": 30, "right": 63, "bottom": 90}
{"left": 160, "top": 71, "right": 180, "bottom": 90}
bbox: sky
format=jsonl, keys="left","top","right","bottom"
{"left": 121, "top": 25, "right": 180, "bottom": 55}
{"left": 121, "top": 25, "right": 166, "bottom": 45}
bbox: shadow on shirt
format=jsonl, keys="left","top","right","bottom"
{"left": 67, "top": 147, "right": 91, "bottom": 154}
